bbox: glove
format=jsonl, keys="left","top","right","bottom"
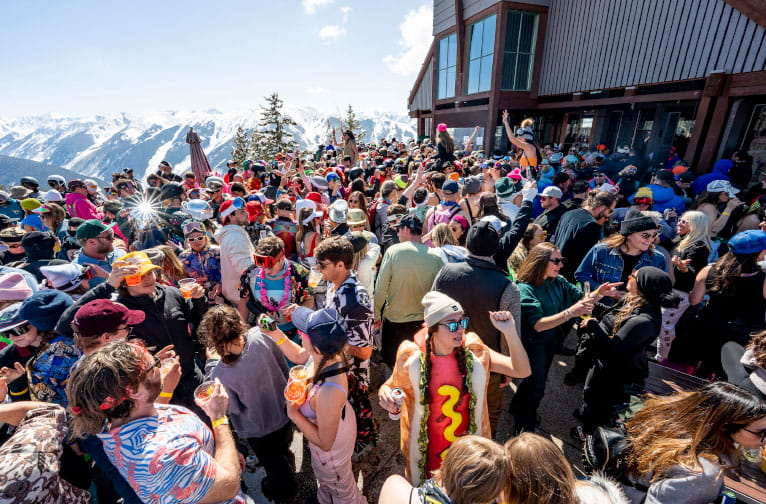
{"left": 521, "top": 185, "right": 538, "bottom": 202}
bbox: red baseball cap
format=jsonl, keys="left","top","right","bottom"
{"left": 72, "top": 299, "right": 145, "bottom": 337}
{"left": 246, "top": 200, "right": 264, "bottom": 222}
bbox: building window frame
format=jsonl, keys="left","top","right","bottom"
{"left": 437, "top": 33, "right": 457, "bottom": 100}
{"left": 501, "top": 10, "right": 538, "bottom": 91}
{"left": 466, "top": 14, "right": 497, "bottom": 95}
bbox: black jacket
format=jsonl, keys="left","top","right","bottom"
{"left": 553, "top": 208, "right": 602, "bottom": 281}
{"left": 494, "top": 199, "right": 533, "bottom": 273}
{"left": 533, "top": 204, "right": 567, "bottom": 238}
{"left": 56, "top": 282, "right": 207, "bottom": 406}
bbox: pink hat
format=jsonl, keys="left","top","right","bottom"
{"left": 437, "top": 123, "right": 448, "bottom": 132}
{"left": 508, "top": 168, "right": 523, "bottom": 180}
{"left": 0, "top": 273, "right": 33, "bottom": 301}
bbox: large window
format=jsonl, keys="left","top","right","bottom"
{"left": 502, "top": 11, "right": 538, "bottom": 91}
{"left": 466, "top": 14, "right": 496, "bottom": 95}
{"left": 437, "top": 34, "right": 457, "bottom": 99}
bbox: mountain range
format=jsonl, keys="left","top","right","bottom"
{"left": 0, "top": 108, "right": 416, "bottom": 184}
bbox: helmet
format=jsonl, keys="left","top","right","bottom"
{"left": 47, "top": 175, "right": 66, "bottom": 188}
{"left": 160, "top": 182, "right": 184, "bottom": 200}
{"left": 20, "top": 176, "right": 40, "bottom": 188}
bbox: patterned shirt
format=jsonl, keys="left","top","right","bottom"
{"left": 29, "top": 336, "right": 81, "bottom": 407}
{"left": 324, "top": 273, "right": 373, "bottom": 383}
{"left": 97, "top": 404, "right": 249, "bottom": 504}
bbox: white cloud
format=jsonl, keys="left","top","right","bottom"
{"left": 307, "top": 87, "right": 329, "bottom": 95}
{"left": 383, "top": 4, "right": 433, "bottom": 76}
{"left": 340, "top": 6, "right": 352, "bottom": 23}
{"left": 318, "top": 25, "right": 346, "bottom": 42}
{"left": 302, "top": 0, "right": 334, "bottom": 14}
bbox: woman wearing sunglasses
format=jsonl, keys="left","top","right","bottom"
{"left": 576, "top": 266, "right": 678, "bottom": 434}
{"left": 378, "top": 291, "right": 530, "bottom": 485}
{"left": 509, "top": 242, "right": 597, "bottom": 435}
{"left": 178, "top": 221, "right": 222, "bottom": 303}
{"left": 620, "top": 382, "right": 766, "bottom": 504}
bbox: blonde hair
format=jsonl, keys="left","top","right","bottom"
{"left": 678, "top": 210, "right": 712, "bottom": 253}
{"left": 520, "top": 118, "right": 534, "bottom": 129}
{"left": 504, "top": 433, "right": 577, "bottom": 504}
{"left": 431, "top": 223, "right": 457, "bottom": 247}
{"left": 434, "top": 436, "right": 510, "bottom": 504}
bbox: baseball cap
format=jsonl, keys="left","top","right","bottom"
{"left": 391, "top": 213, "right": 423, "bottom": 234}
{"left": 72, "top": 299, "right": 146, "bottom": 337}
{"left": 76, "top": 219, "right": 117, "bottom": 240}
{"left": 442, "top": 180, "right": 459, "bottom": 196}
{"left": 246, "top": 201, "right": 264, "bottom": 221}
{"left": 291, "top": 307, "right": 347, "bottom": 355}
{"left": 113, "top": 251, "right": 162, "bottom": 276}
{"left": 728, "top": 230, "right": 766, "bottom": 256}
{"left": 541, "top": 186, "right": 563, "bottom": 199}
{"left": 0, "top": 303, "right": 25, "bottom": 332}
{"left": 40, "top": 263, "right": 90, "bottom": 292}
{"left": 654, "top": 170, "right": 676, "bottom": 183}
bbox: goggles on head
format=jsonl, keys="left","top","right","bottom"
{"left": 254, "top": 251, "right": 284, "bottom": 269}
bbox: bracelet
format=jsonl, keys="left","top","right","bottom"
{"left": 212, "top": 417, "right": 230, "bottom": 429}
{"left": 564, "top": 308, "right": 572, "bottom": 319}
{"left": 275, "top": 336, "right": 288, "bottom": 346}
{"left": 159, "top": 392, "right": 173, "bottom": 398}
{"left": 722, "top": 212, "right": 731, "bottom": 216}
{"left": 9, "top": 387, "right": 28, "bottom": 396}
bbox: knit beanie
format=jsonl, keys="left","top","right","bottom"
{"left": 422, "top": 291, "right": 464, "bottom": 329}
{"left": 620, "top": 208, "right": 658, "bottom": 236}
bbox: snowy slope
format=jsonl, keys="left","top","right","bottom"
{"left": 0, "top": 108, "right": 416, "bottom": 182}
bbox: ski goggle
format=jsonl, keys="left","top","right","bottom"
{"left": 183, "top": 221, "right": 206, "bottom": 235}
{"left": 254, "top": 251, "right": 284, "bottom": 269}
{"left": 438, "top": 317, "right": 470, "bottom": 332}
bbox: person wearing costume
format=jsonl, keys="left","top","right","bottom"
{"left": 378, "top": 291, "right": 530, "bottom": 485}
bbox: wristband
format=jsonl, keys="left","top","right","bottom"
{"left": 9, "top": 387, "right": 28, "bottom": 396}
{"left": 159, "top": 392, "right": 173, "bottom": 398}
{"left": 212, "top": 417, "right": 230, "bottom": 429}
{"left": 275, "top": 336, "right": 288, "bottom": 346}
{"left": 721, "top": 212, "right": 731, "bottom": 216}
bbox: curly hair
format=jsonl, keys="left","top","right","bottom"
{"left": 66, "top": 340, "right": 147, "bottom": 438}
{"left": 747, "top": 330, "right": 766, "bottom": 368}
{"left": 625, "top": 382, "right": 766, "bottom": 483}
{"left": 198, "top": 305, "right": 247, "bottom": 359}
{"left": 315, "top": 235, "right": 354, "bottom": 268}
{"left": 254, "top": 235, "right": 285, "bottom": 257}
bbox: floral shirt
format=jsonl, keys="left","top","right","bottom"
{"left": 240, "top": 260, "right": 310, "bottom": 320}
{"left": 29, "top": 336, "right": 81, "bottom": 407}
{"left": 179, "top": 246, "right": 222, "bottom": 287}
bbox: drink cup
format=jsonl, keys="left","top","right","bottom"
{"left": 307, "top": 268, "right": 322, "bottom": 290}
{"left": 194, "top": 381, "right": 216, "bottom": 402}
{"left": 125, "top": 272, "right": 142, "bottom": 286}
{"left": 178, "top": 278, "right": 196, "bottom": 298}
{"left": 284, "top": 365, "right": 309, "bottom": 404}
{"left": 388, "top": 387, "right": 405, "bottom": 420}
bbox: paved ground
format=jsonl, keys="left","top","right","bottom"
{"left": 244, "top": 331, "right": 585, "bottom": 503}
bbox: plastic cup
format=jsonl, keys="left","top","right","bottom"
{"left": 194, "top": 381, "right": 216, "bottom": 401}
{"left": 284, "top": 365, "right": 309, "bottom": 404}
{"left": 178, "top": 278, "right": 196, "bottom": 298}
{"left": 307, "top": 268, "right": 322, "bottom": 289}
{"left": 125, "top": 272, "right": 142, "bottom": 286}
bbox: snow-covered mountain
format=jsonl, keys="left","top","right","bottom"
{"left": 0, "top": 108, "right": 416, "bottom": 182}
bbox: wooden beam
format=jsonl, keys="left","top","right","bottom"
{"left": 697, "top": 95, "right": 732, "bottom": 171}
{"left": 722, "top": 0, "right": 766, "bottom": 29}
{"left": 535, "top": 90, "right": 702, "bottom": 110}
{"left": 454, "top": 0, "right": 466, "bottom": 98}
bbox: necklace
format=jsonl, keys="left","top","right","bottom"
{"left": 256, "top": 262, "right": 292, "bottom": 312}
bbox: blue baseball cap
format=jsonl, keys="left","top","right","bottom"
{"left": 728, "top": 230, "right": 766, "bottom": 256}
{"left": 291, "top": 307, "right": 347, "bottom": 355}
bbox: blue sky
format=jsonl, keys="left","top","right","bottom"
{"left": 0, "top": 0, "right": 433, "bottom": 117}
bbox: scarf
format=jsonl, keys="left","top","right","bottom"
{"left": 740, "top": 349, "right": 766, "bottom": 396}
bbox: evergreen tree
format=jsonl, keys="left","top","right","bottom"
{"left": 230, "top": 124, "right": 250, "bottom": 164}
{"left": 253, "top": 92, "right": 298, "bottom": 161}
{"left": 342, "top": 104, "right": 367, "bottom": 143}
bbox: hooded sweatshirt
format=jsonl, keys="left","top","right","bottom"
{"left": 214, "top": 224, "right": 254, "bottom": 303}
{"left": 692, "top": 159, "right": 734, "bottom": 195}
{"left": 64, "top": 192, "right": 102, "bottom": 221}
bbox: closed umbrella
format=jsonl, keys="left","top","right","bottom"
{"left": 186, "top": 127, "right": 212, "bottom": 181}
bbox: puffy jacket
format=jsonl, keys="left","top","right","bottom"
{"left": 628, "top": 184, "right": 684, "bottom": 216}
{"left": 214, "top": 224, "right": 254, "bottom": 304}
{"left": 56, "top": 282, "right": 206, "bottom": 408}
{"left": 64, "top": 192, "right": 102, "bottom": 220}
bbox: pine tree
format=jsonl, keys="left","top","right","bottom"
{"left": 230, "top": 125, "right": 250, "bottom": 164}
{"left": 253, "top": 92, "right": 298, "bottom": 161}
{"left": 342, "top": 104, "right": 367, "bottom": 143}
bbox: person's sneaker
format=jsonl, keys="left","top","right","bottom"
{"left": 563, "top": 371, "right": 584, "bottom": 386}
{"left": 570, "top": 425, "right": 587, "bottom": 443}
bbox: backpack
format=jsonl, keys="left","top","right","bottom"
{"left": 427, "top": 202, "right": 462, "bottom": 230}
{"left": 582, "top": 424, "right": 648, "bottom": 492}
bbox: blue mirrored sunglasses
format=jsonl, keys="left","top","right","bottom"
{"left": 438, "top": 317, "right": 470, "bottom": 332}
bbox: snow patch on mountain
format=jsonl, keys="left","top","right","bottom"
{"left": 0, "top": 108, "right": 416, "bottom": 182}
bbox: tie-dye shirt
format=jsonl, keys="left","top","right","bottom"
{"left": 97, "top": 404, "right": 249, "bottom": 504}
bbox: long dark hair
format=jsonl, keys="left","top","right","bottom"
{"left": 709, "top": 250, "right": 761, "bottom": 295}
{"left": 516, "top": 242, "right": 558, "bottom": 287}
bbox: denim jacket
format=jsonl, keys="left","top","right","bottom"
{"left": 575, "top": 243, "right": 666, "bottom": 289}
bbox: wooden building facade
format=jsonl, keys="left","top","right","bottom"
{"left": 409, "top": 0, "right": 766, "bottom": 174}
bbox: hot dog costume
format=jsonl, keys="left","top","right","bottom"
{"left": 383, "top": 330, "right": 492, "bottom": 485}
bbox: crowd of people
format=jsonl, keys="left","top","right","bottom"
{"left": 0, "top": 120, "right": 764, "bottom": 504}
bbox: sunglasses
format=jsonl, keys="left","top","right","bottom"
{"left": 438, "top": 317, "right": 470, "bottom": 332}
{"left": 109, "top": 325, "right": 133, "bottom": 336}
{"left": 638, "top": 232, "right": 658, "bottom": 240}
{"left": 2, "top": 241, "right": 22, "bottom": 247}
{"left": 2, "top": 323, "right": 30, "bottom": 338}
{"left": 254, "top": 252, "right": 282, "bottom": 269}
{"left": 742, "top": 427, "right": 766, "bottom": 442}
{"left": 548, "top": 257, "right": 565, "bottom": 265}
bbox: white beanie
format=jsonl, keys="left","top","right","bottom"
{"left": 422, "top": 291, "right": 464, "bottom": 328}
